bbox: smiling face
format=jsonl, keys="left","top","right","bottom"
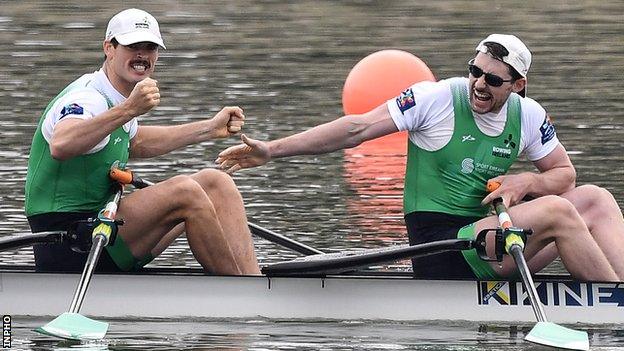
{"left": 468, "top": 52, "right": 525, "bottom": 114}
{"left": 103, "top": 40, "right": 159, "bottom": 96}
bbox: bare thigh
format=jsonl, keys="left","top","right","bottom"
{"left": 115, "top": 175, "right": 206, "bottom": 258}
{"left": 474, "top": 196, "right": 577, "bottom": 277}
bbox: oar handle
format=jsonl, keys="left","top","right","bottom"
{"left": 92, "top": 183, "right": 123, "bottom": 246}
{"left": 486, "top": 181, "right": 533, "bottom": 252}
{"left": 486, "top": 180, "right": 535, "bottom": 203}
{"left": 493, "top": 199, "right": 513, "bottom": 230}
{"left": 486, "top": 180, "right": 501, "bottom": 193}
{"left": 109, "top": 168, "right": 153, "bottom": 188}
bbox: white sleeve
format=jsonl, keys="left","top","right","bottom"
{"left": 42, "top": 90, "right": 105, "bottom": 141}
{"left": 520, "top": 98, "right": 560, "bottom": 161}
{"left": 386, "top": 79, "right": 453, "bottom": 132}
{"left": 41, "top": 89, "right": 112, "bottom": 154}
{"left": 124, "top": 118, "right": 139, "bottom": 139}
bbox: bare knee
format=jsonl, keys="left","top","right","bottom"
{"left": 576, "top": 184, "right": 615, "bottom": 204}
{"left": 167, "top": 175, "right": 209, "bottom": 208}
{"left": 563, "top": 185, "right": 616, "bottom": 215}
{"left": 193, "top": 169, "right": 239, "bottom": 194}
{"left": 532, "top": 195, "right": 584, "bottom": 233}
{"left": 538, "top": 195, "right": 577, "bottom": 214}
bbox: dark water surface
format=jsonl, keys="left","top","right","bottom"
{"left": 1, "top": 1, "right": 623, "bottom": 349}
{"left": 8, "top": 317, "right": 624, "bottom": 351}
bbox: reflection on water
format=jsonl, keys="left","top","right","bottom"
{"left": 0, "top": 1, "right": 623, "bottom": 269}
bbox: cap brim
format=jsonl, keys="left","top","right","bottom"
{"left": 115, "top": 31, "right": 166, "bottom": 49}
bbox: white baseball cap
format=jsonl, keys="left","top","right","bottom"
{"left": 105, "top": 9, "right": 166, "bottom": 49}
{"left": 476, "top": 34, "right": 531, "bottom": 77}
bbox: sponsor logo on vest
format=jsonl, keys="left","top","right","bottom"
{"left": 477, "top": 162, "right": 505, "bottom": 177}
{"left": 461, "top": 134, "right": 475, "bottom": 142}
{"left": 504, "top": 133, "right": 516, "bottom": 149}
{"left": 478, "top": 281, "right": 624, "bottom": 308}
{"left": 460, "top": 158, "right": 474, "bottom": 174}
{"left": 492, "top": 146, "right": 512, "bottom": 158}
{"left": 459, "top": 157, "right": 506, "bottom": 177}
{"left": 461, "top": 158, "right": 505, "bottom": 176}
{"left": 114, "top": 137, "right": 123, "bottom": 145}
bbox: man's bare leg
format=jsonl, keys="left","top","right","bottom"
{"left": 475, "top": 195, "right": 618, "bottom": 281}
{"left": 190, "top": 169, "right": 260, "bottom": 274}
{"left": 115, "top": 175, "right": 242, "bottom": 274}
{"left": 561, "top": 185, "right": 624, "bottom": 279}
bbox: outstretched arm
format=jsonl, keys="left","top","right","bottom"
{"left": 130, "top": 106, "right": 245, "bottom": 158}
{"left": 216, "top": 103, "right": 398, "bottom": 173}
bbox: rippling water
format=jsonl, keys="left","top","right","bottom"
{"left": 9, "top": 317, "right": 624, "bottom": 351}
{"left": 1, "top": 0, "right": 623, "bottom": 349}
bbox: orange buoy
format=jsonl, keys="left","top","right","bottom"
{"left": 342, "top": 49, "right": 435, "bottom": 115}
{"left": 342, "top": 50, "right": 435, "bottom": 236}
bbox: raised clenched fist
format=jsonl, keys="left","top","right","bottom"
{"left": 125, "top": 77, "right": 160, "bottom": 117}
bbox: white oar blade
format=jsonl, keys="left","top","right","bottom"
{"left": 525, "top": 321, "right": 589, "bottom": 351}
{"left": 35, "top": 312, "right": 108, "bottom": 340}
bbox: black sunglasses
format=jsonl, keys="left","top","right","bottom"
{"left": 467, "top": 59, "right": 513, "bottom": 87}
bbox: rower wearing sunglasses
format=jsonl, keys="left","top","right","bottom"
{"left": 217, "top": 33, "right": 624, "bottom": 282}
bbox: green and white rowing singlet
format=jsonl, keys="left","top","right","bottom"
{"left": 404, "top": 81, "right": 521, "bottom": 217}
{"left": 25, "top": 69, "right": 137, "bottom": 216}
{"left": 387, "top": 77, "right": 559, "bottom": 218}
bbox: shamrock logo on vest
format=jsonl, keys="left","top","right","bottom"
{"left": 504, "top": 134, "right": 516, "bottom": 149}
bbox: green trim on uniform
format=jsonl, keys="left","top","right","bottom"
{"left": 458, "top": 223, "right": 500, "bottom": 279}
{"left": 105, "top": 235, "right": 154, "bottom": 271}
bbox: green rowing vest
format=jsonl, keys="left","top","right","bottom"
{"left": 403, "top": 81, "right": 521, "bottom": 217}
{"left": 25, "top": 83, "right": 130, "bottom": 216}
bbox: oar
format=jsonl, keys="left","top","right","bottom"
{"left": 0, "top": 231, "right": 65, "bottom": 251}
{"left": 262, "top": 238, "right": 475, "bottom": 275}
{"left": 487, "top": 181, "right": 589, "bottom": 350}
{"left": 109, "top": 168, "right": 323, "bottom": 256}
{"left": 248, "top": 222, "right": 322, "bottom": 255}
{"left": 35, "top": 183, "right": 124, "bottom": 341}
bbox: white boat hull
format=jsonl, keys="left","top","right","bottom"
{"left": 1, "top": 267, "right": 622, "bottom": 324}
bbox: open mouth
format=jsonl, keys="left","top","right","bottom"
{"left": 471, "top": 87, "right": 493, "bottom": 112}
{"left": 130, "top": 59, "right": 151, "bottom": 73}
{"left": 473, "top": 88, "right": 491, "bottom": 102}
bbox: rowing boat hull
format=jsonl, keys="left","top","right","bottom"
{"left": 1, "top": 267, "right": 622, "bottom": 324}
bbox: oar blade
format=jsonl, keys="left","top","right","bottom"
{"left": 35, "top": 312, "right": 108, "bottom": 340}
{"left": 525, "top": 321, "right": 589, "bottom": 351}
